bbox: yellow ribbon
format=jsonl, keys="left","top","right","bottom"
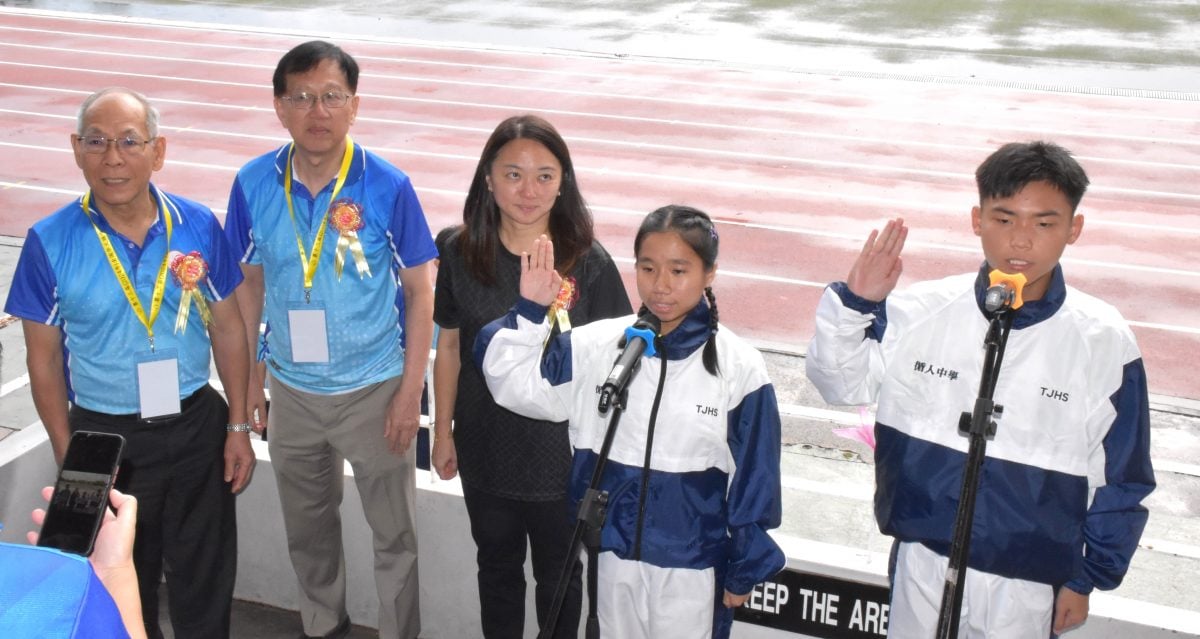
{"left": 284, "top": 135, "right": 357, "bottom": 300}
{"left": 82, "top": 189, "right": 173, "bottom": 351}
{"left": 174, "top": 287, "right": 213, "bottom": 333}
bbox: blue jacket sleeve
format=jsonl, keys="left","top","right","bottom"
{"left": 475, "top": 297, "right": 574, "bottom": 423}
{"left": 1066, "top": 358, "right": 1155, "bottom": 594}
{"left": 723, "top": 382, "right": 787, "bottom": 595}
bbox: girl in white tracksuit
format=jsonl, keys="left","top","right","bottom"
{"left": 477, "top": 205, "right": 785, "bottom": 639}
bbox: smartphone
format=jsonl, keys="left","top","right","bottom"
{"left": 36, "top": 431, "right": 125, "bottom": 556}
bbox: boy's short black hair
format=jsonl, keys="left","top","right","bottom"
{"left": 975, "top": 141, "right": 1090, "bottom": 212}
{"left": 272, "top": 41, "right": 359, "bottom": 97}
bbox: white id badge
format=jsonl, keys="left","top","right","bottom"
{"left": 288, "top": 302, "right": 330, "bottom": 363}
{"left": 135, "top": 348, "right": 181, "bottom": 419}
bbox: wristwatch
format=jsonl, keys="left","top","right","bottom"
{"left": 226, "top": 422, "right": 252, "bottom": 433}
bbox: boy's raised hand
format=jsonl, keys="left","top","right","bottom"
{"left": 519, "top": 234, "right": 562, "bottom": 306}
{"left": 846, "top": 217, "right": 908, "bottom": 302}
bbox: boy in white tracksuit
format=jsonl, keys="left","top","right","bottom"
{"left": 806, "top": 141, "right": 1155, "bottom": 637}
{"left": 478, "top": 205, "right": 785, "bottom": 639}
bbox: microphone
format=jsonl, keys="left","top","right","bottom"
{"left": 597, "top": 313, "right": 661, "bottom": 413}
{"left": 984, "top": 270, "right": 1028, "bottom": 313}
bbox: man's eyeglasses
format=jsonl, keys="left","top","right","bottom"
{"left": 280, "top": 91, "right": 352, "bottom": 111}
{"left": 76, "top": 135, "right": 156, "bottom": 155}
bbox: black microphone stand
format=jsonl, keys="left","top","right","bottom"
{"left": 539, "top": 319, "right": 661, "bottom": 638}
{"left": 934, "top": 307, "right": 1015, "bottom": 638}
{"left": 539, "top": 388, "right": 631, "bottom": 639}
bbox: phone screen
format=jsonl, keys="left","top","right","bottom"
{"left": 36, "top": 431, "right": 125, "bottom": 556}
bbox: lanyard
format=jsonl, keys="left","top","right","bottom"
{"left": 284, "top": 135, "right": 356, "bottom": 302}
{"left": 82, "top": 189, "right": 173, "bottom": 351}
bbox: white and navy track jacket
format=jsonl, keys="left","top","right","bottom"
{"left": 477, "top": 298, "right": 786, "bottom": 596}
{"left": 806, "top": 265, "right": 1155, "bottom": 594}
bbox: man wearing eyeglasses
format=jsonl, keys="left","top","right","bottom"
{"left": 5, "top": 87, "right": 255, "bottom": 639}
{"left": 223, "top": 41, "right": 435, "bottom": 639}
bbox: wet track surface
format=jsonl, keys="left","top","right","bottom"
{"left": 0, "top": 1, "right": 1198, "bottom": 635}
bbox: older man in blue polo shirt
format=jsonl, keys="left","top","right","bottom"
{"left": 224, "top": 41, "right": 436, "bottom": 639}
{"left": 5, "top": 87, "right": 254, "bottom": 639}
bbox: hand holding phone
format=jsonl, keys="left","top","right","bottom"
{"left": 29, "top": 485, "right": 146, "bottom": 639}
{"left": 34, "top": 431, "right": 125, "bottom": 556}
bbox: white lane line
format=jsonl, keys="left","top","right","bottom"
{"left": 4, "top": 80, "right": 1200, "bottom": 182}
{"left": 5, "top": 101, "right": 1200, "bottom": 212}
{"left": 5, "top": 130, "right": 1200, "bottom": 239}
{"left": 4, "top": 141, "right": 1200, "bottom": 283}
{"left": 781, "top": 476, "right": 874, "bottom": 501}
{"left": 1, "top": 373, "right": 30, "bottom": 397}
{"left": 779, "top": 403, "right": 864, "bottom": 425}
{"left": 3, "top": 57, "right": 1200, "bottom": 153}
{"left": 1154, "top": 459, "right": 1200, "bottom": 478}
{"left": 621, "top": 204, "right": 1200, "bottom": 239}
{"left": 2, "top": 11, "right": 1197, "bottom": 108}
{"left": 0, "top": 32, "right": 1195, "bottom": 128}
{"left": 0, "top": 61, "right": 263, "bottom": 89}
{"left": 5, "top": 176, "right": 1197, "bottom": 334}
{"left": 6, "top": 92, "right": 1197, "bottom": 188}
{"left": 1127, "top": 321, "right": 1200, "bottom": 336}
{"left": 1139, "top": 538, "right": 1200, "bottom": 561}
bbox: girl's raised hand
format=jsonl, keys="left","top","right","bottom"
{"left": 519, "top": 234, "right": 562, "bottom": 306}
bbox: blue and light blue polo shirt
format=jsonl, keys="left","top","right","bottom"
{"left": 4, "top": 184, "right": 243, "bottom": 414}
{"left": 224, "top": 142, "right": 436, "bottom": 394}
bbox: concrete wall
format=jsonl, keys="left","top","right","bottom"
{"left": 0, "top": 425, "right": 58, "bottom": 545}
{"left": 2, "top": 430, "right": 1196, "bottom": 638}
{"left": 233, "top": 439, "right": 502, "bottom": 637}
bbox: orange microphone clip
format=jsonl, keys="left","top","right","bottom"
{"left": 987, "top": 270, "right": 1027, "bottom": 311}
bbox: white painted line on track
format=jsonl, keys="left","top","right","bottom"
{"left": 779, "top": 403, "right": 864, "bottom": 425}
{"left": 1127, "top": 321, "right": 1200, "bottom": 336}
{"left": 2, "top": 58, "right": 1197, "bottom": 172}
{"left": 781, "top": 476, "right": 874, "bottom": 502}
{"left": 4, "top": 99, "right": 1200, "bottom": 212}
{"left": 1, "top": 373, "right": 29, "bottom": 397}
{"left": 4, "top": 128, "right": 1199, "bottom": 235}
{"left": 1, "top": 32, "right": 1196, "bottom": 128}
{"left": 627, "top": 204, "right": 1200, "bottom": 239}
{"left": 0, "top": 181, "right": 77, "bottom": 196}
{"left": 3, "top": 9, "right": 1198, "bottom": 105}
{"left": 4, "top": 142, "right": 1200, "bottom": 284}
{"left": 3, "top": 57, "right": 1199, "bottom": 153}
{"left": 4, "top": 80, "right": 1200, "bottom": 189}
{"left": 0, "top": 61, "right": 263, "bottom": 89}
{"left": 5, "top": 172, "right": 1197, "bottom": 333}
{"left": 1154, "top": 459, "right": 1200, "bottom": 478}
{"left": 1138, "top": 538, "right": 1200, "bottom": 561}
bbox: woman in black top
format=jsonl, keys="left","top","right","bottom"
{"left": 432, "top": 115, "right": 631, "bottom": 638}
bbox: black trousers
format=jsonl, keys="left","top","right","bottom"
{"left": 462, "top": 483, "right": 582, "bottom": 639}
{"left": 69, "top": 385, "right": 236, "bottom": 639}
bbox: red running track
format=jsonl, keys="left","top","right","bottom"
{"left": 1, "top": 9, "right": 1197, "bottom": 399}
